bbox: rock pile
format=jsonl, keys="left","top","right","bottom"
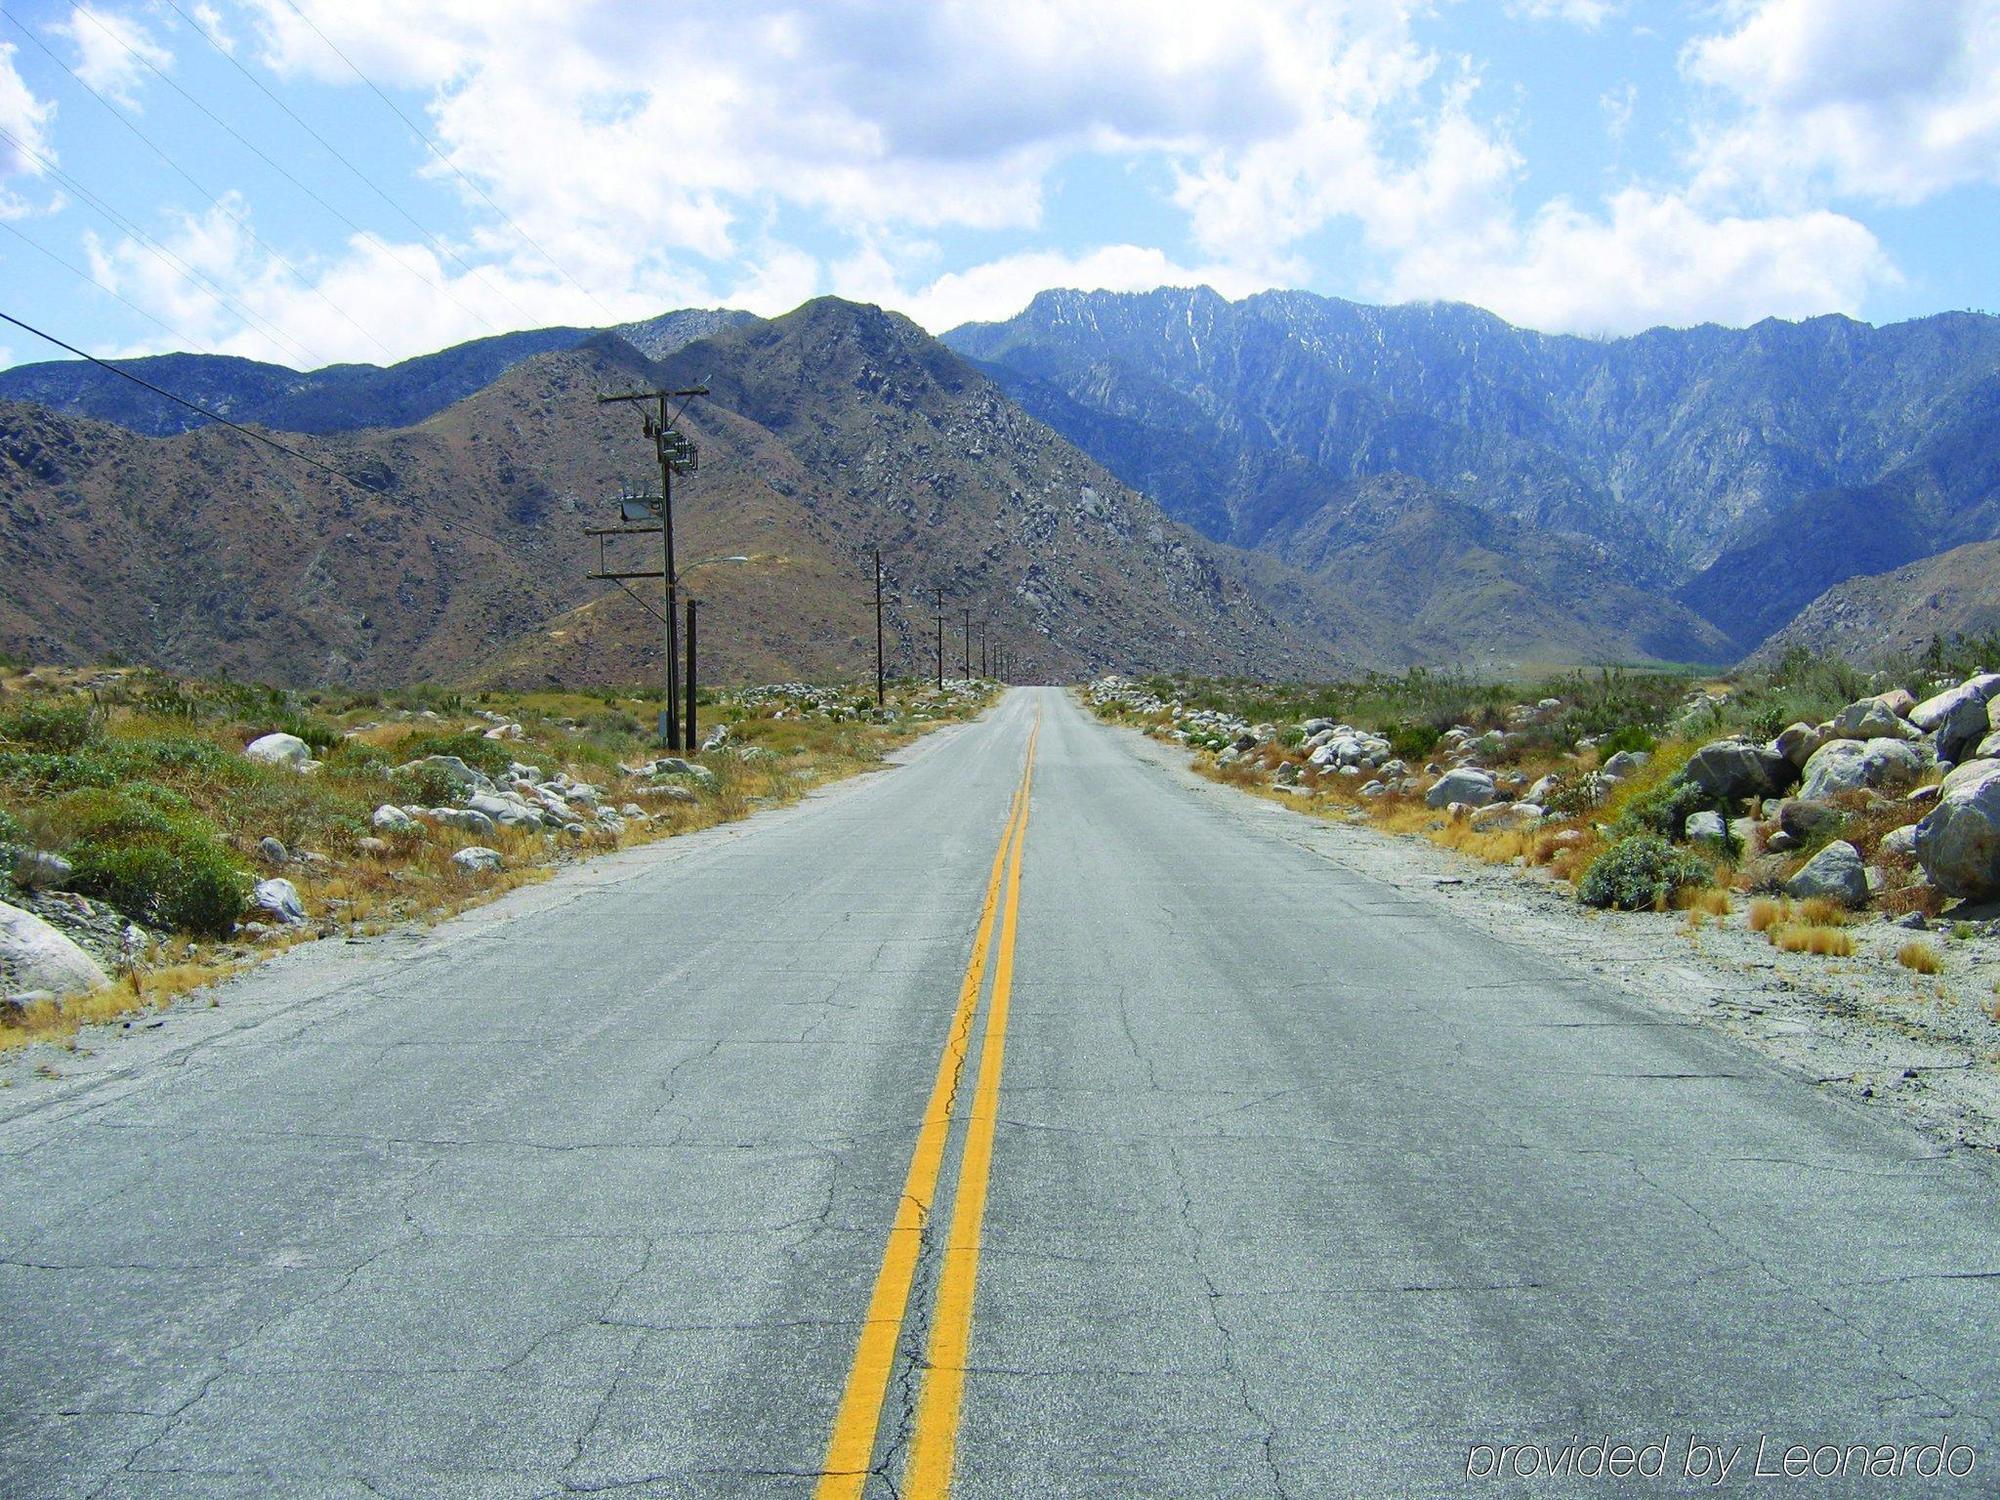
{"left": 1092, "top": 665, "right": 2000, "bottom": 914}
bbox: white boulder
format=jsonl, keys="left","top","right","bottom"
{"left": 1831, "top": 695, "right": 1920, "bottom": 741}
{"left": 1784, "top": 840, "right": 1869, "bottom": 908}
{"left": 1913, "top": 759, "right": 2000, "bottom": 900}
{"left": 250, "top": 877, "right": 306, "bottom": 925}
{"left": 244, "top": 732, "right": 312, "bottom": 770}
{"left": 1425, "top": 767, "right": 1497, "bottom": 809}
{"left": 1912, "top": 674, "right": 2000, "bottom": 765}
{"left": 1799, "top": 737, "right": 1926, "bottom": 801}
{"left": 0, "top": 899, "right": 109, "bottom": 998}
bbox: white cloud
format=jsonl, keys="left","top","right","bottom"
{"left": 226, "top": 0, "right": 1456, "bottom": 309}
{"left": 51, "top": 6, "right": 173, "bottom": 109}
{"left": 1506, "top": 0, "right": 1623, "bottom": 27}
{"left": 1386, "top": 187, "right": 1894, "bottom": 334}
{"left": 842, "top": 243, "right": 1279, "bottom": 331}
{"left": 1600, "top": 81, "right": 1636, "bottom": 144}
{"left": 53, "top": 0, "right": 1937, "bottom": 366}
{"left": 1685, "top": 0, "right": 2000, "bottom": 205}
{"left": 0, "top": 39, "right": 55, "bottom": 221}
{"left": 189, "top": 4, "right": 236, "bottom": 54}
{"left": 84, "top": 193, "right": 679, "bottom": 367}
{"left": 0, "top": 39, "right": 55, "bottom": 176}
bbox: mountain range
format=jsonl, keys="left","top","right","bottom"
{"left": 3, "top": 285, "right": 1996, "bottom": 685}
{"left": 945, "top": 287, "right": 2000, "bottom": 657}
{"left": 0, "top": 302, "right": 1339, "bottom": 688}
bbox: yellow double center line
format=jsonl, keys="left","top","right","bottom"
{"left": 816, "top": 710, "right": 1040, "bottom": 1499}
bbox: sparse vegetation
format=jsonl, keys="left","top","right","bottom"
{"left": 0, "top": 663, "right": 994, "bottom": 1050}
{"left": 1578, "top": 836, "right": 1715, "bottom": 912}
{"left": 1747, "top": 898, "right": 1787, "bottom": 933}
{"left": 1774, "top": 924, "right": 1855, "bottom": 957}
{"left": 1676, "top": 885, "right": 1733, "bottom": 918}
{"left": 1897, "top": 941, "right": 1944, "bottom": 975}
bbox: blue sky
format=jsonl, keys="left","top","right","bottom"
{"left": 1, "top": 0, "right": 1995, "bottom": 372}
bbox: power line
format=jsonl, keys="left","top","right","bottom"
{"left": 0, "top": 218, "right": 215, "bottom": 353}
{"left": 0, "top": 307, "right": 537, "bottom": 560}
{"left": 0, "top": 8, "right": 397, "bottom": 362}
{"left": 64, "top": 3, "right": 508, "bottom": 340}
{"left": 273, "top": 0, "right": 618, "bottom": 322}
{"left": 0, "top": 121, "right": 328, "bottom": 368}
{"left": 0, "top": 307, "right": 382, "bottom": 491}
{"left": 154, "top": 0, "right": 543, "bottom": 331}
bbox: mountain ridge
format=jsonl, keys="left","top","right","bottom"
{"left": 945, "top": 285, "right": 2000, "bottom": 646}
{"left": 0, "top": 298, "right": 1345, "bottom": 687}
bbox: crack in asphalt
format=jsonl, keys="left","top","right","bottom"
{"left": 1164, "top": 1141, "right": 1295, "bottom": 1500}
{"left": 1625, "top": 1155, "right": 1994, "bottom": 1439}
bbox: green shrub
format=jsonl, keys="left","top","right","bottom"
{"left": 1578, "top": 835, "right": 1715, "bottom": 911}
{"left": 46, "top": 786, "right": 249, "bottom": 935}
{"left": 138, "top": 683, "right": 201, "bottom": 720}
{"left": 271, "top": 713, "right": 342, "bottom": 753}
{"left": 323, "top": 738, "right": 391, "bottom": 774}
{"left": 1537, "top": 771, "right": 1601, "bottom": 817}
{"left": 0, "top": 749, "right": 127, "bottom": 795}
{"left": 1278, "top": 725, "right": 1306, "bottom": 749}
{"left": 68, "top": 842, "right": 249, "bottom": 936}
{"left": 0, "top": 701, "right": 96, "bottom": 751}
{"left": 1387, "top": 721, "right": 1442, "bottom": 760}
{"left": 118, "top": 736, "right": 230, "bottom": 775}
{"left": 1599, "top": 723, "right": 1658, "bottom": 756}
{"left": 1612, "top": 773, "right": 1709, "bottom": 840}
{"left": 44, "top": 786, "right": 186, "bottom": 846}
{"left": 389, "top": 763, "right": 466, "bottom": 808}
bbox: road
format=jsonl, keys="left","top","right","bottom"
{"left": 3, "top": 685, "right": 1997, "bottom": 1498}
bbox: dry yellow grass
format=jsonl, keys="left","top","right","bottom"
{"left": 2, "top": 958, "right": 242, "bottom": 1053}
{"left": 1432, "top": 823, "right": 1538, "bottom": 864}
{"left": 1676, "top": 885, "right": 1733, "bottom": 917}
{"left": 1773, "top": 924, "right": 1855, "bottom": 957}
{"left": 1795, "top": 896, "right": 1853, "bottom": 927}
{"left": 1896, "top": 941, "right": 1943, "bottom": 975}
{"left": 1747, "top": 898, "right": 1788, "bottom": 933}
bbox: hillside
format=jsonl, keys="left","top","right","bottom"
{"left": 1748, "top": 539, "right": 2000, "bottom": 667}
{"left": 1266, "top": 475, "right": 1737, "bottom": 668}
{"left": 946, "top": 287, "right": 2000, "bottom": 645}
{"left": 0, "top": 300, "right": 1344, "bottom": 687}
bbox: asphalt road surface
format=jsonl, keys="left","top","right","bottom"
{"left": 4, "top": 686, "right": 1997, "bottom": 1498}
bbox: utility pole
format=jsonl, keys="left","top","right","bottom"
{"left": 933, "top": 586, "right": 945, "bottom": 689}
{"left": 684, "top": 597, "right": 698, "bottom": 750}
{"left": 979, "top": 622, "right": 988, "bottom": 678}
{"left": 598, "top": 385, "right": 707, "bottom": 749}
{"left": 962, "top": 607, "right": 972, "bottom": 679}
{"left": 873, "top": 549, "right": 886, "bottom": 708}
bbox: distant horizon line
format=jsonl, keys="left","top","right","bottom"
{"left": 4, "top": 284, "right": 1996, "bottom": 379}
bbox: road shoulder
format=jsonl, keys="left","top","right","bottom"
{"left": 1105, "top": 714, "right": 2000, "bottom": 1156}
{"left": 0, "top": 715, "right": 981, "bottom": 1130}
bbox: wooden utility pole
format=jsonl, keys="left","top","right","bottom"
{"left": 933, "top": 586, "right": 945, "bottom": 689}
{"left": 873, "top": 549, "right": 886, "bottom": 708}
{"left": 597, "top": 385, "right": 706, "bottom": 749}
{"left": 962, "top": 607, "right": 972, "bottom": 679}
{"left": 684, "top": 597, "right": 698, "bottom": 749}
